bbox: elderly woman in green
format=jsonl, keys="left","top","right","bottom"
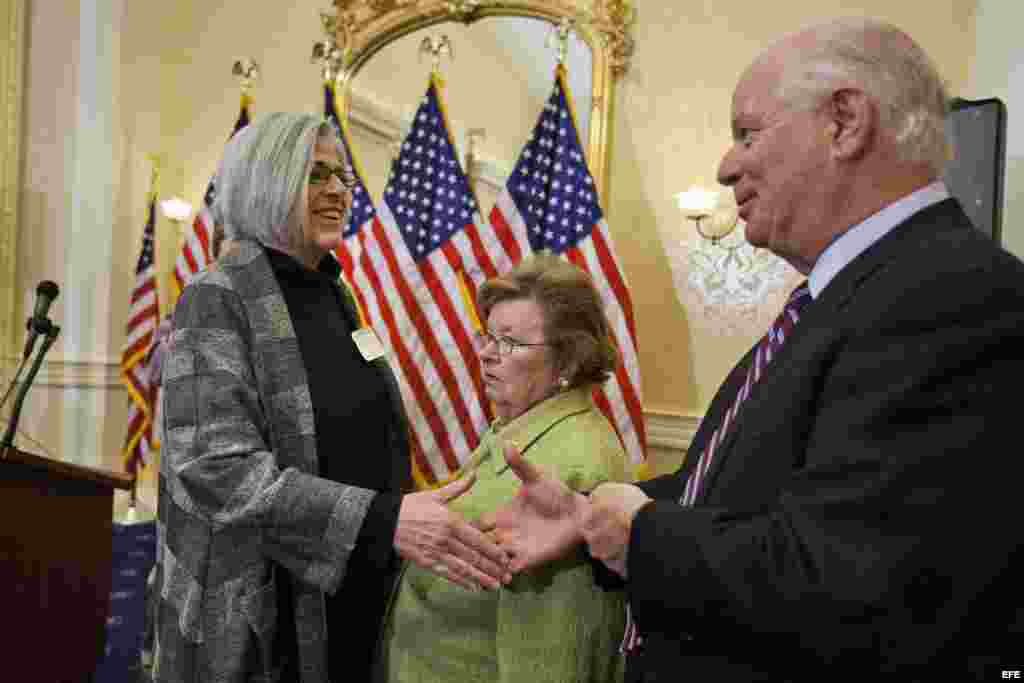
{"left": 381, "top": 253, "right": 628, "bottom": 682}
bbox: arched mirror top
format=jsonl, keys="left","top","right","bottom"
{"left": 329, "top": 0, "right": 636, "bottom": 202}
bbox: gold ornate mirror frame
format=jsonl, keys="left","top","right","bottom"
{"left": 331, "top": 0, "right": 636, "bottom": 202}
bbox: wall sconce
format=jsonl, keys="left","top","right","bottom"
{"left": 160, "top": 197, "right": 193, "bottom": 227}
{"left": 674, "top": 185, "right": 738, "bottom": 244}
{"left": 657, "top": 184, "right": 793, "bottom": 320}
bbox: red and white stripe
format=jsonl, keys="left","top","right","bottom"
{"left": 172, "top": 205, "right": 213, "bottom": 297}
{"left": 121, "top": 202, "right": 160, "bottom": 475}
{"left": 359, "top": 202, "right": 494, "bottom": 483}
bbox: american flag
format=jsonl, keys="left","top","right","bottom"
{"left": 172, "top": 94, "right": 251, "bottom": 297}
{"left": 347, "top": 75, "right": 498, "bottom": 486}
{"left": 487, "top": 65, "right": 647, "bottom": 465}
{"left": 121, "top": 196, "right": 160, "bottom": 475}
{"left": 325, "top": 80, "right": 376, "bottom": 328}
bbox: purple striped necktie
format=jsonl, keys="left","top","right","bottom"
{"left": 680, "top": 280, "right": 812, "bottom": 506}
{"left": 620, "top": 282, "right": 812, "bottom": 655}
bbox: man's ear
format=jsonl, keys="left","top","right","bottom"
{"left": 825, "top": 88, "right": 875, "bottom": 161}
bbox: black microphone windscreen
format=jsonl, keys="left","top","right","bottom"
{"left": 32, "top": 281, "right": 59, "bottom": 320}
{"left": 37, "top": 280, "right": 59, "bottom": 300}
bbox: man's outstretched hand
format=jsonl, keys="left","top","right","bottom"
{"left": 582, "top": 482, "right": 652, "bottom": 579}
{"left": 477, "top": 443, "right": 588, "bottom": 573}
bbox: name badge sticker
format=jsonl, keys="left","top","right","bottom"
{"left": 351, "top": 327, "right": 387, "bottom": 362}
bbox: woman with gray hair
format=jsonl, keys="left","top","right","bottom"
{"left": 153, "top": 112, "right": 509, "bottom": 683}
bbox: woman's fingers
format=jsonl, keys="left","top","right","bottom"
{"left": 436, "top": 472, "right": 476, "bottom": 504}
{"left": 431, "top": 558, "right": 484, "bottom": 592}
{"left": 450, "top": 524, "right": 512, "bottom": 585}
{"left": 397, "top": 487, "right": 512, "bottom": 589}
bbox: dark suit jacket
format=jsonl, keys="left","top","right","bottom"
{"left": 626, "top": 199, "right": 1024, "bottom": 681}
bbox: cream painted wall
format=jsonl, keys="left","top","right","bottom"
{"left": 965, "top": 0, "right": 1023, "bottom": 259}
{"left": 15, "top": 0, "right": 129, "bottom": 474}
{"left": 609, "top": 1, "right": 977, "bottom": 420}
{"left": 10, "top": 0, "right": 979, "bottom": 483}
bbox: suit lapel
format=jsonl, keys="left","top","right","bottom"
{"left": 693, "top": 293, "right": 823, "bottom": 503}
{"left": 813, "top": 198, "right": 970, "bottom": 315}
{"left": 679, "top": 342, "right": 756, "bottom": 489}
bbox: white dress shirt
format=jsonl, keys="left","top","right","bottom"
{"left": 808, "top": 181, "right": 950, "bottom": 299}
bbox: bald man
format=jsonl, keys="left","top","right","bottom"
{"left": 487, "top": 18, "right": 1024, "bottom": 681}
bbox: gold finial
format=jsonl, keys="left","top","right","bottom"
{"left": 419, "top": 35, "right": 454, "bottom": 76}
{"left": 312, "top": 9, "right": 347, "bottom": 82}
{"left": 546, "top": 16, "right": 575, "bottom": 66}
{"left": 232, "top": 58, "right": 261, "bottom": 94}
{"left": 444, "top": 0, "right": 480, "bottom": 22}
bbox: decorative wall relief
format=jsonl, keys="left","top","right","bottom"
{"left": 657, "top": 219, "right": 798, "bottom": 335}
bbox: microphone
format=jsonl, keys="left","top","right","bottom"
{"left": 2, "top": 323, "right": 60, "bottom": 451}
{"left": 23, "top": 280, "right": 59, "bottom": 360}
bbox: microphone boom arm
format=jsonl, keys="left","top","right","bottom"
{"left": 2, "top": 323, "right": 60, "bottom": 451}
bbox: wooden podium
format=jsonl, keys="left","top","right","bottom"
{"left": 0, "top": 445, "right": 133, "bottom": 682}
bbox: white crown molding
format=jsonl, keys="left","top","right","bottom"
{"left": 347, "top": 87, "right": 404, "bottom": 144}
{"left": 644, "top": 409, "right": 700, "bottom": 452}
{"left": 36, "top": 358, "right": 123, "bottom": 388}
{"left": 347, "top": 86, "right": 509, "bottom": 192}
{"left": 0, "top": 354, "right": 124, "bottom": 389}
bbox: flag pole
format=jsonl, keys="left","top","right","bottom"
{"left": 464, "top": 128, "right": 485, "bottom": 197}
{"left": 118, "top": 155, "right": 160, "bottom": 525}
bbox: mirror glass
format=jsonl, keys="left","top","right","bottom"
{"left": 348, "top": 16, "right": 592, "bottom": 204}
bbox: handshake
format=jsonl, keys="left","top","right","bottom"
{"left": 395, "top": 443, "right": 651, "bottom": 590}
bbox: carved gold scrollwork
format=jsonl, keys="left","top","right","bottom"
{"left": 367, "top": 0, "right": 417, "bottom": 13}
{"left": 444, "top": 0, "right": 481, "bottom": 23}
{"left": 331, "top": 1, "right": 635, "bottom": 77}
{"left": 329, "top": 0, "right": 637, "bottom": 202}
{"left": 585, "top": 0, "right": 636, "bottom": 78}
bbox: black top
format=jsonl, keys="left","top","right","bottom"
{"left": 265, "top": 246, "right": 405, "bottom": 681}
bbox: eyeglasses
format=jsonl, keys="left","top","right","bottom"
{"left": 309, "top": 160, "right": 357, "bottom": 190}
{"left": 474, "top": 329, "right": 551, "bottom": 356}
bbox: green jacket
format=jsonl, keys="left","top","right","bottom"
{"left": 381, "top": 387, "right": 628, "bottom": 683}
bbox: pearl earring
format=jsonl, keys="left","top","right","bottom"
{"left": 558, "top": 377, "right": 569, "bottom": 390}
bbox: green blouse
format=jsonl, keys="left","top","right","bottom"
{"left": 380, "top": 388, "right": 629, "bottom": 683}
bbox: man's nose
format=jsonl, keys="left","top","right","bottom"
{"left": 717, "top": 145, "right": 741, "bottom": 187}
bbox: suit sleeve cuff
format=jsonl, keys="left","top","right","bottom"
{"left": 627, "top": 500, "right": 707, "bottom": 627}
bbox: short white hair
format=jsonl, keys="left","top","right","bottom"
{"left": 774, "top": 17, "right": 950, "bottom": 172}
{"left": 215, "top": 112, "right": 348, "bottom": 251}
